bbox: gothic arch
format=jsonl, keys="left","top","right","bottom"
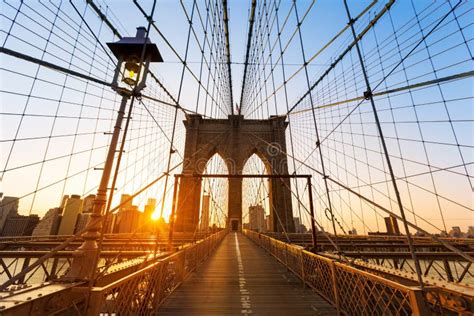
{"left": 175, "top": 114, "right": 295, "bottom": 233}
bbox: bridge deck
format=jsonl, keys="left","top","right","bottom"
{"left": 159, "top": 232, "right": 336, "bottom": 315}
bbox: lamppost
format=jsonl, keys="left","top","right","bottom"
{"left": 65, "top": 27, "right": 162, "bottom": 280}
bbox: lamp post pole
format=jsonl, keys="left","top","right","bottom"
{"left": 307, "top": 176, "right": 317, "bottom": 250}
{"left": 65, "top": 90, "right": 130, "bottom": 280}
{"left": 64, "top": 26, "right": 162, "bottom": 281}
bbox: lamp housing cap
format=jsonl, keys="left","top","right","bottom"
{"left": 107, "top": 27, "right": 163, "bottom": 62}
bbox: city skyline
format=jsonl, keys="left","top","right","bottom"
{"left": 0, "top": 1, "right": 471, "bottom": 314}
{"left": 1, "top": 0, "right": 472, "bottom": 236}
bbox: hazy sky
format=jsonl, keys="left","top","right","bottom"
{"left": 1, "top": 0, "right": 472, "bottom": 234}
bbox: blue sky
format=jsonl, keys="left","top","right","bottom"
{"left": 1, "top": 0, "right": 472, "bottom": 234}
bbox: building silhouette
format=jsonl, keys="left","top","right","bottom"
{"left": 119, "top": 194, "right": 133, "bottom": 211}
{"left": 384, "top": 215, "right": 400, "bottom": 235}
{"left": 140, "top": 198, "right": 157, "bottom": 232}
{"left": 349, "top": 228, "right": 358, "bottom": 235}
{"left": 449, "top": 226, "right": 463, "bottom": 238}
{"left": 200, "top": 195, "right": 210, "bottom": 232}
{"left": 1, "top": 214, "right": 39, "bottom": 236}
{"left": 293, "top": 217, "right": 307, "bottom": 233}
{"left": 249, "top": 204, "right": 265, "bottom": 232}
{"left": 57, "top": 195, "right": 83, "bottom": 235}
{"left": 0, "top": 196, "right": 19, "bottom": 232}
{"left": 115, "top": 205, "right": 141, "bottom": 234}
{"left": 103, "top": 213, "right": 117, "bottom": 234}
{"left": 82, "top": 194, "right": 95, "bottom": 213}
{"left": 32, "top": 208, "right": 62, "bottom": 236}
{"left": 467, "top": 226, "right": 474, "bottom": 238}
{"left": 115, "top": 195, "right": 141, "bottom": 234}
{"left": 75, "top": 213, "right": 92, "bottom": 233}
{"left": 59, "top": 195, "right": 69, "bottom": 210}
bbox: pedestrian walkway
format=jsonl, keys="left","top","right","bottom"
{"left": 159, "top": 232, "right": 336, "bottom": 315}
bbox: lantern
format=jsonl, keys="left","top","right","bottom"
{"left": 107, "top": 27, "right": 163, "bottom": 93}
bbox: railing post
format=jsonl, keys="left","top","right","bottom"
{"left": 66, "top": 92, "right": 130, "bottom": 281}
{"left": 167, "top": 175, "right": 179, "bottom": 252}
{"left": 330, "top": 261, "right": 341, "bottom": 314}
{"left": 180, "top": 250, "right": 187, "bottom": 282}
{"left": 153, "top": 262, "right": 165, "bottom": 307}
{"left": 408, "top": 288, "right": 430, "bottom": 316}
{"left": 208, "top": 235, "right": 211, "bottom": 256}
{"left": 299, "top": 249, "right": 306, "bottom": 286}
{"left": 86, "top": 290, "right": 103, "bottom": 316}
{"left": 307, "top": 176, "right": 318, "bottom": 249}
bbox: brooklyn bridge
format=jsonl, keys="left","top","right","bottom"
{"left": 0, "top": 0, "right": 472, "bottom": 314}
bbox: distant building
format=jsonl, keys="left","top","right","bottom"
{"left": 0, "top": 196, "right": 19, "bottom": 232}
{"left": 294, "top": 217, "right": 300, "bottom": 229}
{"left": 349, "top": 228, "right": 357, "bottom": 235}
{"left": 75, "top": 213, "right": 92, "bottom": 233}
{"left": 144, "top": 198, "right": 156, "bottom": 218}
{"left": 115, "top": 205, "right": 141, "bottom": 234}
{"left": 249, "top": 204, "right": 265, "bottom": 232}
{"left": 59, "top": 195, "right": 69, "bottom": 211}
{"left": 32, "top": 208, "right": 62, "bottom": 236}
{"left": 103, "top": 213, "right": 117, "bottom": 234}
{"left": 1, "top": 214, "right": 39, "bottom": 236}
{"left": 119, "top": 194, "right": 133, "bottom": 211}
{"left": 57, "top": 195, "right": 82, "bottom": 235}
{"left": 82, "top": 194, "right": 95, "bottom": 213}
{"left": 384, "top": 215, "right": 400, "bottom": 235}
{"left": 467, "top": 226, "right": 474, "bottom": 238}
{"left": 293, "top": 217, "right": 307, "bottom": 233}
{"left": 449, "top": 226, "right": 463, "bottom": 238}
{"left": 141, "top": 198, "right": 157, "bottom": 232}
{"left": 200, "top": 195, "right": 210, "bottom": 232}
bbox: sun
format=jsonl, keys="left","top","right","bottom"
{"left": 151, "top": 211, "right": 160, "bottom": 221}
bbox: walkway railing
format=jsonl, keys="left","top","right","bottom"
{"left": 85, "top": 229, "right": 227, "bottom": 315}
{"left": 244, "top": 230, "right": 472, "bottom": 315}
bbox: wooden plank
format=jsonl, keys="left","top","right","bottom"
{"left": 159, "top": 232, "right": 336, "bottom": 315}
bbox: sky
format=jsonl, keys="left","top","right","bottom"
{"left": 0, "top": 0, "right": 472, "bottom": 235}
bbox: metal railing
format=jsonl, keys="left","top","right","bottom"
{"left": 85, "top": 229, "right": 227, "bottom": 315}
{"left": 244, "top": 230, "right": 473, "bottom": 315}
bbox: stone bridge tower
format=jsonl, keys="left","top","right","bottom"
{"left": 174, "top": 114, "right": 295, "bottom": 233}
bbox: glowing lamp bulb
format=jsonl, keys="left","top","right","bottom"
{"left": 122, "top": 60, "right": 140, "bottom": 86}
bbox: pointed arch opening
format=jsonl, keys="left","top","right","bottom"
{"left": 242, "top": 154, "right": 269, "bottom": 232}
{"left": 199, "top": 153, "right": 228, "bottom": 232}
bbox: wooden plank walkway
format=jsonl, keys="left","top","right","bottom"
{"left": 159, "top": 232, "right": 336, "bottom": 315}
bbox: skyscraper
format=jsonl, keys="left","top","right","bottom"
{"left": 200, "top": 195, "right": 210, "bottom": 232}
{"left": 1, "top": 214, "right": 39, "bottom": 236}
{"left": 0, "top": 196, "right": 19, "bottom": 232}
{"left": 59, "top": 195, "right": 69, "bottom": 211}
{"left": 467, "top": 226, "right": 474, "bottom": 238}
{"left": 144, "top": 198, "right": 156, "bottom": 218}
{"left": 32, "top": 208, "right": 62, "bottom": 236}
{"left": 115, "top": 205, "right": 141, "bottom": 234}
{"left": 384, "top": 215, "right": 400, "bottom": 235}
{"left": 119, "top": 194, "right": 133, "bottom": 211}
{"left": 82, "top": 194, "right": 95, "bottom": 213}
{"left": 57, "top": 195, "right": 82, "bottom": 235}
{"left": 75, "top": 213, "right": 92, "bottom": 233}
{"left": 449, "top": 226, "right": 463, "bottom": 238}
{"left": 293, "top": 217, "right": 307, "bottom": 233}
{"left": 141, "top": 198, "right": 157, "bottom": 232}
{"left": 249, "top": 204, "right": 265, "bottom": 232}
